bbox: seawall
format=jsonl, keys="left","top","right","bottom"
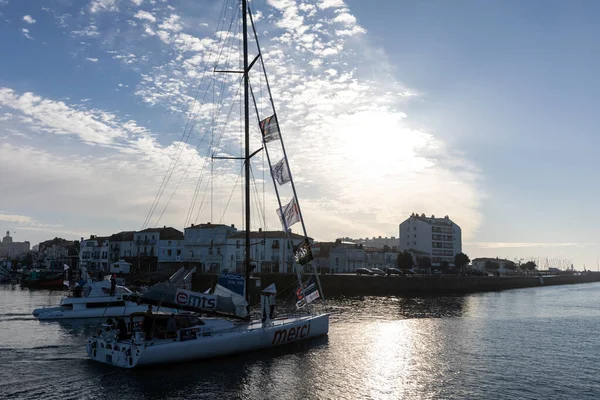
{"left": 192, "top": 272, "right": 600, "bottom": 298}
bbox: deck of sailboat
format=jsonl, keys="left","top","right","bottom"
{"left": 118, "top": 314, "right": 324, "bottom": 347}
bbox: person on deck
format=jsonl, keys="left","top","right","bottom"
{"left": 116, "top": 316, "right": 128, "bottom": 340}
{"left": 143, "top": 305, "right": 153, "bottom": 340}
{"left": 109, "top": 275, "right": 117, "bottom": 296}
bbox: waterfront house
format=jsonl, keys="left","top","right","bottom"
{"left": 398, "top": 213, "right": 462, "bottom": 266}
{"left": 183, "top": 223, "right": 238, "bottom": 272}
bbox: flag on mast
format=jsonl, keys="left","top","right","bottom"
{"left": 276, "top": 197, "right": 301, "bottom": 230}
{"left": 259, "top": 114, "right": 280, "bottom": 143}
{"left": 272, "top": 157, "right": 291, "bottom": 185}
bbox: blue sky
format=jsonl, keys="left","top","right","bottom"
{"left": 0, "top": 0, "right": 598, "bottom": 269}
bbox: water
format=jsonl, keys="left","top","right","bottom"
{"left": 2, "top": 283, "right": 600, "bottom": 399}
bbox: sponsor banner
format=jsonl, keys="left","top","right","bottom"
{"left": 175, "top": 288, "right": 217, "bottom": 310}
{"left": 217, "top": 273, "right": 245, "bottom": 297}
{"left": 293, "top": 238, "right": 314, "bottom": 265}
{"left": 295, "top": 276, "right": 320, "bottom": 309}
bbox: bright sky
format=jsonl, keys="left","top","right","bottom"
{"left": 0, "top": 0, "right": 598, "bottom": 270}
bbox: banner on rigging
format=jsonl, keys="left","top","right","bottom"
{"left": 276, "top": 197, "right": 301, "bottom": 230}
{"left": 272, "top": 157, "right": 291, "bottom": 185}
{"left": 294, "top": 238, "right": 314, "bottom": 266}
{"left": 259, "top": 114, "right": 280, "bottom": 143}
{"left": 295, "top": 276, "right": 320, "bottom": 309}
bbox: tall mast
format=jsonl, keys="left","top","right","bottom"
{"left": 242, "top": 0, "right": 251, "bottom": 304}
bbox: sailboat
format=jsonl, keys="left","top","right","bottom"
{"left": 85, "top": 0, "right": 329, "bottom": 368}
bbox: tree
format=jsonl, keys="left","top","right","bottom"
{"left": 418, "top": 256, "right": 432, "bottom": 270}
{"left": 484, "top": 260, "right": 500, "bottom": 274}
{"left": 521, "top": 261, "right": 537, "bottom": 274}
{"left": 396, "top": 251, "right": 414, "bottom": 271}
{"left": 504, "top": 261, "right": 517, "bottom": 273}
{"left": 440, "top": 260, "right": 450, "bottom": 273}
{"left": 454, "top": 252, "right": 470, "bottom": 270}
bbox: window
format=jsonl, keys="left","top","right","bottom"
{"left": 177, "top": 249, "right": 181, "bottom": 256}
{"left": 168, "top": 250, "right": 172, "bottom": 256}
{"left": 335, "top": 257, "right": 339, "bottom": 266}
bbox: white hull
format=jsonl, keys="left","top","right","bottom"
{"left": 33, "top": 303, "right": 162, "bottom": 320}
{"left": 86, "top": 313, "right": 329, "bottom": 368}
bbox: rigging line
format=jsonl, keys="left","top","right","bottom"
{"left": 142, "top": 0, "right": 232, "bottom": 230}
{"left": 191, "top": 80, "right": 243, "bottom": 225}
{"left": 191, "top": 79, "right": 243, "bottom": 224}
{"left": 247, "top": 4, "right": 315, "bottom": 309}
{"left": 156, "top": 2, "right": 240, "bottom": 229}
{"left": 218, "top": 163, "right": 244, "bottom": 224}
{"left": 214, "top": 0, "right": 239, "bottom": 69}
{"left": 184, "top": 157, "right": 210, "bottom": 228}
{"left": 192, "top": 172, "right": 211, "bottom": 225}
{"left": 249, "top": 166, "right": 267, "bottom": 230}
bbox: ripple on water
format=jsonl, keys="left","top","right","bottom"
{"left": 3, "top": 284, "right": 600, "bottom": 399}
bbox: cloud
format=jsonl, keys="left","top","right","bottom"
{"left": 90, "top": 0, "right": 118, "bottom": 13}
{"left": 0, "top": 87, "right": 154, "bottom": 147}
{"left": 317, "top": 0, "right": 346, "bottom": 9}
{"left": 23, "top": 15, "right": 35, "bottom": 24}
{"left": 0, "top": 214, "right": 43, "bottom": 225}
{"left": 21, "top": 28, "right": 33, "bottom": 39}
{"left": 85, "top": 57, "right": 99, "bottom": 62}
{"left": 134, "top": 10, "right": 156, "bottom": 23}
{"left": 5, "top": 0, "right": 484, "bottom": 245}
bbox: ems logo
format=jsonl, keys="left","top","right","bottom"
{"left": 176, "top": 291, "right": 189, "bottom": 305}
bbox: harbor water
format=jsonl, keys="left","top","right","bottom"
{"left": 1, "top": 283, "right": 600, "bottom": 399}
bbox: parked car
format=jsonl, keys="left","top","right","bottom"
{"left": 384, "top": 267, "right": 403, "bottom": 275}
{"left": 370, "top": 268, "right": 386, "bottom": 276}
{"left": 356, "top": 268, "right": 374, "bottom": 275}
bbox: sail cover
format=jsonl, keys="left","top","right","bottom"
{"left": 126, "top": 281, "right": 248, "bottom": 319}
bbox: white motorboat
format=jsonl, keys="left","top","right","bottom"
{"left": 32, "top": 268, "right": 177, "bottom": 320}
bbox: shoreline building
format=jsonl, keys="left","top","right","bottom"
{"left": 350, "top": 236, "right": 399, "bottom": 250}
{"left": 0, "top": 231, "right": 30, "bottom": 259}
{"left": 398, "top": 213, "right": 462, "bottom": 266}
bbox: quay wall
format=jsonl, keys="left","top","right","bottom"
{"left": 192, "top": 272, "right": 600, "bottom": 298}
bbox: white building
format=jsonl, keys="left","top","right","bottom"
{"left": 471, "top": 258, "right": 515, "bottom": 275}
{"left": 223, "top": 230, "right": 307, "bottom": 274}
{"left": 80, "top": 235, "right": 110, "bottom": 271}
{"left": 0, "top": 231, "right": 30, "bottom": 258}
{"left": 398, "top": 213, "right": 462, "bottom": 266}
{"left": 314, "top": 241, "right": 366, "bottom": 273}
{"left": 352, "top": 236, "right": 399, "bottom": 250}
{"left": 183, "top": 223, "right": 238, "bottom": 272}
{"left": 108, "top": 231, "right": 136, "bottom": 262}
{"left": 134, "top": 227, "right": 184, "bottom": 265}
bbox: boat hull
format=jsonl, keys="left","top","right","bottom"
{"left": 21, "top": 275, "right": 65, "bottom": 290}
{"left": 33, "top": 304, "right": 155, "bottom": 320}
{"left": 86, "top": 313, "right": 329, "bottom": 368}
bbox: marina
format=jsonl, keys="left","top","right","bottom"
{"left": 3, "top": 283, "right": 600, "bottom": 399}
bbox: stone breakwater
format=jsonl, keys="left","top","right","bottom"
{"left": 192, "top": 272, "right": 600, "bottom": 298}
